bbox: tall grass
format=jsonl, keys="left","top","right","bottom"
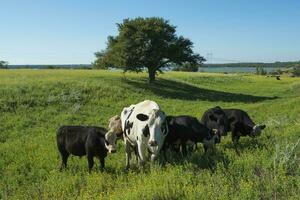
{"left": 0, "top": 70, "right": 299, "bottom": 199}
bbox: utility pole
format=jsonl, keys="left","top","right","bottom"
{"left": 206, "top": 53, "right": 213, "bottom": 64}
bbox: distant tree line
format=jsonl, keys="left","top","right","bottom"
{"left": 288, "top": 62, "right": 300, "bottom": 77}
{"left": 172, "top": 63, "right": 201, "bottom": 72}
{"left": 6, "top": 64, "right": 92, "bottom": 69}
{"left": 255, "top": 66, "right": 267, "bottom": 75}
{"left": 267, "top": 61, "right": 300, "bottom": 77}
{"left": 203, "top": 61, "right": 300, "bottom": 68}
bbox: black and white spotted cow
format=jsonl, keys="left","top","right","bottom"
{"left": 120, "top": 100, "right": 168, "bottom": 169}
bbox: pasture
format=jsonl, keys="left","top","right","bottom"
{"left": 0, "top": 69, "right": 299, "bottom": 199}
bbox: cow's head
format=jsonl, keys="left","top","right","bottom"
{"left": 105, "top": 131, "right": 117, "bottom": 153}
{"left": 211, "top": 128, "right": 221, "bottom": 144}
{"left": 202, "top": 128, "right": 219, "bottom": 151}
{"left": 108, "top": 115, "right": 123, "bottom": 139}
{"left": 250, "top": 124, "right": 266, "bottom": 137}
{"left": 203, "top": 106, "right": 228, "bottom": 136}
{"left": 136, "top": 109, "right": 168, "bottom": 158}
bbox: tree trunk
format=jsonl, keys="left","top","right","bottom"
{"left": 148, "top": 68, "right": 156, "bottom": 84}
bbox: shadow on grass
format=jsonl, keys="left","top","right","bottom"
{"left": 162, "top": 147, "right": 230, "bottom": 172}
{"left": 123, "top": 78, "right": 277, "bottom": 103}
{"left": 223, "top": 136, "right": 269, "bottom": 152}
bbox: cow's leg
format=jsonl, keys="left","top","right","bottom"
{"left": 87, "top": 154, "right": 94, "bottom": 173}
{"left": 232, "top": 134, "right": 240, "bottom": 143}
{"left": 181, "top": 143, "right": 187, "bottom": 157}
{"left": 134, "top": 145, "right": 139, "bottom": 164}
{"left": 99, "top": 157, "right": 105, "bottom": 172}
{"left": 161, "top": 144, "right": 168, "bottom": 163}
{"left": 57, "top": 143, "right": 69, "bottom": 171}
{"left": 203, "top": 145, "right": 208, "bottom": 153}
{"left": 137, "top": 142, "right": 146, "bottom": 167}
{"left": 59, "top": 152, "right": 69, "bottom": 171}
{"left": 203, "top": 143, "right": 214, "bottom": 154}
{"left": 232, "top": 131, "right": 240, "bottom": 155}
{"left": 170, "top": 141, "right": 181, "bottom": 154}
{"left": 187, "top": 141, "right": 196, "bottom": 152}
{"left": 125, "top": 140, "right": 132, "bottom": 170}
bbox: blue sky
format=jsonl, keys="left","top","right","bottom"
{"left": 1, "top": 0, "right": 300, "bottom": 64}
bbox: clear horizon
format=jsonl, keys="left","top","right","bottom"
{"left": 1, "top": 0, "right": 300, "bottom": 65}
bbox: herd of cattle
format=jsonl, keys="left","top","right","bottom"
{"left": 56, "top": 100, "right": 266, "bottom": 172}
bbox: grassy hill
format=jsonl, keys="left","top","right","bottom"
{"left": 0, "top": 70, "right": 299, "bottom": 199}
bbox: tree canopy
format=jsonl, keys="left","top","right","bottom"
{"left": 290, "top": 62, "right": 300, "bottom": 76}
{"left": 0, "top": 61, "right": 8, "bottom": 69}
{"left": 94, "top": 17, "right": 205, "bottom": 83}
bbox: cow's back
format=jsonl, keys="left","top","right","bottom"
{"left": 167, "top": 116, "right": 211, "bottom": 143}
{"left": 133, "top": 100, "right": 160, "bottom": 114}
{"left": 57, "top": 126, "right": 106, "bottom": 156}
{"left": 223, "top": 109, "right": 255, "bottom": 128}
{"left": 200, "top": 109, "right": 210, "bottom": 125}
{"left": 85, "top": 130, "right": 108, "bottom": 157}
{"left": 91, "top": 126, "right": 108, "bottom": 137}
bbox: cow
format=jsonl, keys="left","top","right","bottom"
{"left": 222, "top": 109, "right": 266, "bottom": 144}
{"left": 201, "top": 106, "right": 266, "bottom": 146}
{"left": 120, "top": 100, "right": 168, "bottom": 169}
{"left": 201, "top": 106, "right": 229, "bottom": 137}
{"left": 56, "top": 126, "right": 117, "bottom": 173}
{"left": 108, "top": 115, "right": 123, "bottom": 139}
{"left": 163, "top": 115, "right": 220, "bottom": 156}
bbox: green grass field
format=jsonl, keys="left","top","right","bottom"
{"left": 1, "top": 70, "right": 299, "bottom": 200}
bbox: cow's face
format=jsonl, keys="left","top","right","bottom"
{"left": 108, "top": 115, "right": 123, "bottom": 138}
{"left": 250, "top": 124, "right": 266, "bottom": 137}
{"left": 105, "top": 131, "right": 117, "bottom": 153}
{"left": 136, "top": 110, "right": 168, "bottom": 157}
{"left": 211, "top": 129, "right": 221, "bottom": 144}
{"left": 207, "top": 106, "right": 228, "bottom": 136}
{"left": 202, "top": 129, "right": 219, "bottom": 151}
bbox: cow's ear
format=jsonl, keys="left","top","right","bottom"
{"left": 260, "top": 124, "right": 266, "bottom": 130}
{"left": 136, "top": 113, "right": 149, "bottom": 121}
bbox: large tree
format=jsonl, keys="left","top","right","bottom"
{"left": 94, "top": 17, "right": 205, "bottom": 83}
{"left": 0, "top": 61, "right": 8, "bottom": 69}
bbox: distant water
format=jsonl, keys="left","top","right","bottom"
{"left": 198, "top": 67, "right": 281, "bottom": 73}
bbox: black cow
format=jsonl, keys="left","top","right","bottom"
{"left": 201, "top": 107, "right": 266, "bottom": 144}
{"left": 56, "top": 126, "right": 115, "bottom": 172}
{"left": 201, "top": 106, "right": 229, "bottom": 136}
{"left": 163, "top": 116, "right": 219, "bottom": 156}
{"left": 223, "top": 109, "right": 266, "bottom": 143}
